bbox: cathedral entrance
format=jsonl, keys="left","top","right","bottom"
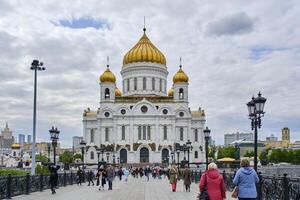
{"left": 120, "top": 149, "right": 127, "bottom": 164}
{"left": 161, "top": 148, "right": 169, "bottom": 164}
{"left": 140, "top": 147, "right": 149, "bottom": 163}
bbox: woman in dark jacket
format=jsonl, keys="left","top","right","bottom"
{"left": 49, "top": 165, "right": 60, "bottom": 194}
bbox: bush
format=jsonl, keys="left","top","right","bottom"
{"left": 0, "top": 169, "right": 27, "bottom": 176}
{"left": 35, "top": 164, "right": 50, "bottom": 175}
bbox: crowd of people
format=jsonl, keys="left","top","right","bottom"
{"left": 50, "top": 158, "right": 259, "bottom": 199}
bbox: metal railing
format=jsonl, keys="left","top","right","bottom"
{"left": 0, "top": 172, "right": 86, "bottom": 199}
{"left": 186, "top": 170, "right": 300, "bottom": 200}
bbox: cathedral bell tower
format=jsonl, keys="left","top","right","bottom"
{"left": 172, "top": 60, "right": 189, "bottom": 102}
{"left": 99, "top": 58, "right": 116, "bottom": 103}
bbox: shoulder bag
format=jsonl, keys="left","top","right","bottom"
{"left": 198, "top": 174, "right": 209, "bottom": 200}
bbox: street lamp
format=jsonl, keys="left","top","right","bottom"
{"left": 186, "top": 140, "right": 192, "bottom": 167}
{"left": 183, "top": 144, "right": 187, "bottom": 160}
{"left": 30, "top": 59, "right": 45, "bottom": 175}
{"left": 96, "top": 147, "right": 101, "bottom": 168}
{"left": 49, "top": 126, "right": 60, "bottom": 165}
{"left": 106, "top": 152, "right": 110, "bottom": 163}
{"left": 100, "top": 148, "right": 105, "bottom": 161}
{"left": 117, "top": 157, "right": 120, "bottom": 165}
{"left": 175, "top": 144, "right": 181, "bottom": 168}
{"left": 47, "top": 143, "right": 51, "bottom": 163}
{"left": 203, "top": 126, "right": 211, "bottom": 170}
{"left": 170, "top": 151, "right": 174, "bottom": 164}
{"left": 112, "top": 153, "right": 116, "bottom": 165}
{"left": 247, "top": 92, "right": 266, "bottom": 171}
{"left": 80, "top": 140, "right": 86, "bottom": 170}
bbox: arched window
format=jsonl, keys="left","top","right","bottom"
{"left": 180, "top": 127, "right": 184, "bottom": 141}
{"left": 134, "top": 78, "right": 137, "bottom": 90}
{"left": 179, "top": 88, "right": 184, "bottom": 99}
{"left": 163, "top": 125, "right": 168, "bottom": 140}
{"left": 143, "top": 77, "right": 146, "bottom": 90}
{"left": 127, "top": 79, "right": 130, "bottom": 91}
{"left": 105, "top": 88, "right": 110, "bottom": 99}
{"left": 122, "top": 126, "right": 125, "bottom": 140}
{"left": 152, "top": 78, "right": 155, "bottom": 90}
{"left": 105, "top": 128, "right": 109, "bottom": 142}
{"left": 147, "top": 126, "right": 151, "bottom": 140}
{"left": 194, "top": 151, "right": 198, "bottom": 159}
{"left": 159, "top": 79, "right": 162, "bottom": 91}
{"left": 138, "top": 126, "right": 142, "bottom": 140}
{"left": 194, "top": 129, "right": 198, "bottom": 142}
{"left": 90, "top": 129, "right": 94, "bottom": 143}
{"left": 90, "top": 151, "right": 94, "bottom": 160}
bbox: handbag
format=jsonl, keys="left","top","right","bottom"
{"left": 198, "top": 174, "right": 209, "bottom": 200}
{"left": 231, "top": 186, "right": 238, "bottom": 198}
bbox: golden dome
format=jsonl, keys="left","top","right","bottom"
{"left": 11, "top": 143, "right": 20, "bottom": 149}
{"left": 99, "top": 66, "right": 116, "bottom": 83}
{"left": 173, "top": 66, "right": 189, "bottom": 83}
{"left": 123, "top": 29, "right": 166, "bottom": 65}
{"left": 115, "top": 87, "right": 122, "bottom": 97}
{"left": 168, "top": 88, "right": 174, "bottom": 96}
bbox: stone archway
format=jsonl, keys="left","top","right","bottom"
{"left": 120, "top": 149, "right": 127, "bottom": 164}
{"left": 161, "top": 148, "right": 169, "bottom": 164}
{"left": 140, "top": 147, "right": 149, "bottom": 163}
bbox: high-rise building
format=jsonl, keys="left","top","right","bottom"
{"left": 224, "top": 132, "right": 253, "bottom": 146}
{"left": 27, "top": 135, "right": 32, "bottom": 143}
{"left": 72, "top": 136, "right": 83, "bottom": 152}
{"left": 0, "top": 122, "right": 14, "bottom": 154}
{"left": 18, "top": 134, "right": 25, "bottom": 146}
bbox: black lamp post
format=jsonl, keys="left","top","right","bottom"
{"left": 186, "top": 140, "right": 192, "bottom": 167}
{"left": 96, "top": 147, "right": 101, "bottom": 168}
{"left": 247, "top": 92, "right": 267, "bottom": 171}
{"left": 49, "top": 126, "right": 60, "bottom": 165}
{"left": 80, "top": 140, "right": 86, "bottom": 170}
{"left": 47, "top": 143, "right": 51, "bottom": 163}
{"left": 106, "top": 152, "right": 110, "bottom": 163}
{"left": 170, "top": 151, "right": 174, "bottom": 164}
{"left": 183, "top": 144, "right": 187, "bottom": 161}
{"left": 30, "top": 60, "right": 45, "bottom": 175}
{"left": 112, "top": 153, "right": 116, "bottom": 165}
{"left": 204, "top": 126, "right": 211, "bottom": 170}
{"left": 176, "top": 145, "right": 180, "bottom": 168}
{"left": 100, "top": 148, "right": 105, "bottom": 161}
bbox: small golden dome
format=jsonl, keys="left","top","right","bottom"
{"left": 11, "top": 143, "right": 20, "bottom": 149}
{"left": 123, "top": 29, "right": 166, "bottom": 65}
{"left": 173, "top": 66, "right": 189, "bottom": 83}
{"left": 99, "top": 66, "right": 116, "bottom": 83}
{"left": 115, "top": 87, "right": 122, "bottom": 97}
{"left": 168, "top": 88, "right": 174, "bottom": 96}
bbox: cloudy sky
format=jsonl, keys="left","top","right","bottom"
{"left": 0, "top": 0, "right": 299, "bottom": 147}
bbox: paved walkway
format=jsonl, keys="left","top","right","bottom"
{"left": 13, "top": 176, "right": 232, "bottom": 200}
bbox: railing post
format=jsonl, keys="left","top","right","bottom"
{"left": 222, "top": 170, "right": 226, "bottom": 183}
{"left": 40, "top": 173, "right": 44, "bottom": 192}
{"left": 70, "top": 172, "right": 73, "bottom": 185}
{"left": 64, "top": 172, "right": 67, "bottom": 187}
{"left": 257, "top": 172, "right": 263, "bottom": 200}
{"left": 6, "top": 174, "right": 12, "bottom": 199}
{"left": 282, "top": 173, "right": 289, "bottom": 200}
{"left": 25, "top": 173, "right": 30, "bottom": 195}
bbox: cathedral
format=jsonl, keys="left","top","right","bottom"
{"left": 83, "top": 27, "right": 206, "bottom": 165}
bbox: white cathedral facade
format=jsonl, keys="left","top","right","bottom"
{"left": 83, "top": 27, "right": 206, "bottom": 165}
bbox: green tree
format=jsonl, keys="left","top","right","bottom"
{"left": 35, "top": 164, "right": 50, "bottom": 175}
{"left": 217, "top": 146, "right": 235, "bottom": 159}
{"left": 35, "top": 154, "right": 49, "bottom": 163}
{"left": 259, "top": 150, "right": 269, "bottom": 165}
{"left": 208, "top": 146, "right": 217, "bottom": 160}
{"left": 59, "top": 151, "right": 74, "bottom": 164}
{"left": 244, "top": 151, "right": 255, "bottom": 157}
{"left": 73, "top": 153, "right": 83, "bottom": 161}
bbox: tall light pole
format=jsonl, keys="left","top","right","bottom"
{"left": 30, "top": 60, "right": 45, "bottom": 175}
{"left": 49, "top": 126, "right": 60, "bottom": 165}
{"left": 175, "top": 144, "right": 180, "bottom": 168}
{"left": 80, "top": 140, "right": 86, "bottom": 170}
{"left": 203, "top": 127, "right": 211, "bottom": 170}
{"left": 186, "top": 140, "right": 192, "bottom": 167}
{"left": 96, "top": 147, "right": 101, "bottom": 168}
{"left": 247, "top": 92, "right": 266, "bottom": 171}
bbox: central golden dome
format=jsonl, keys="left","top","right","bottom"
{"left": 123, "top": 29, "right": 166, "bottom": 65}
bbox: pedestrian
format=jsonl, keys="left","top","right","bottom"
{"left": 233, "top": 158, "right": 259, "bottom": 200}
{"left": 49, "top": 165, "right": 60, "bottom": 194}
{"left": 118, "top": 167, "right": 123, "bottom": 181}
{"left": 87, "top": 170, "right": 95, "bottom": 186}
{"left": 96, "top": 165, "right": 107, "bottom": 190}
{"left": 106, "top": 164, "right": 115, "bottom": 190}
{"left": 183, "top": 164, "right": 191, "bottom": 192}
{"left": 77, "top": 167, "right": 83, "bottom": 186}
{"left": 144, "top": 166, "right": 151, "bottom": 181}
{"left": 199, "top": 162, "right": 226, "bottom": 200}
{"left": 124, "top": 168, "right": 130, "bottom": 183}
{"left": 169, "top": 164, "right": 178, "bottom": 192}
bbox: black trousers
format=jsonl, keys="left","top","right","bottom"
{"left": 88, "top": 179, "right": 94, "bottom": 185}
{"left": 108, "top": 180, "right": 112, "bottom": 190}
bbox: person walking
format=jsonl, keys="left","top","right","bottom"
{"left": 106, "top": 164, "right": 115, "bottom": 190}
{"left": 97, "top": 165, "right": 107, "bottom": 190}
{"left": 77, "top": 167, "right": 83, "bottom": 186}
{"left": 117, "top": 167, "right": 123, "bottom": 181}
{"left": 124, "top": 168, "right": 130, "bottom": 183}
{"left": 144, "top": 166, "right": 151, "bottom": 181}
{"left": 199, "top": 163, "right": 226, "bottom": 200}
{"left": 87, "top": 170, "right": 95, "bottom": 186}
{"left": 183, "top": 164, "right": 191, "bottom": 192}
{"left": 49, "top": 165, "right": 60, "bottom": 194}
{"left": 169, "top": 165, "right": 178, "bottom": 192}
{"left": 233, "top": 158, "right": 259, "bottom": 200}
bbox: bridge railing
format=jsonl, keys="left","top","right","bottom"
{"left": 185, "top": 169, "right": 300, "bottom": 200}
{"left": 0, "top": 171, "right": 86, "bottom": 199}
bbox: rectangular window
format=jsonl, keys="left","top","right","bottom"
{"left": 127, "top": 79, "right": 130, "bottom": 91}
{"left": 90, "top": 129, "right": 94, "bottom": 143}
{"left": 194, "top": 151, "right": 198, "bottom": 159}
{"left": 134, "top": 78, "right": 137, "bottom": 90}
{"left": 159, "top": 79, "right": 162, "bottom": 91}
{"left": 138, "top": 126, "right": 141, "bottom": 140}
{"left": 143, "top": 126, "right": 146, "bottom": 140}
{"left": 152, "top": 78, "right": 155, "bottom": 90}
{"left": 180, "top": 127, "right": 184, "bottom": 141}
{"left": 195, "top": 129, "right": 198, "bottom": 142}
{"left": 147, "top": 126, "right": 151, "bottom": 140}
{"left": 122, "top": 126, "right": 125, "bottom": 140}
{"left": 105, "top": 128, "right": 109, "bottom": 142}
{"left": 163, "top": 125, "right": 167, "bottom": 140}
{"left": 143, "top": 77, "right": 146, "bottom": 90}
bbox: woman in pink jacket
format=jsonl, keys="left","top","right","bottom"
{"left": 199, "top": 163, "right": 226, "bottom": 200}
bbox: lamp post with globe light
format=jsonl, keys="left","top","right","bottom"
{"left": 203, "top": 127, "right": 211, "bottom": 170}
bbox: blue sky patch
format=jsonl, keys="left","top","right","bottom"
{"left": 250, "top": 47, "right": 273, "bottom": 60}
{"left": 53, "top": 17, "right": 111, "bottom": 30}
